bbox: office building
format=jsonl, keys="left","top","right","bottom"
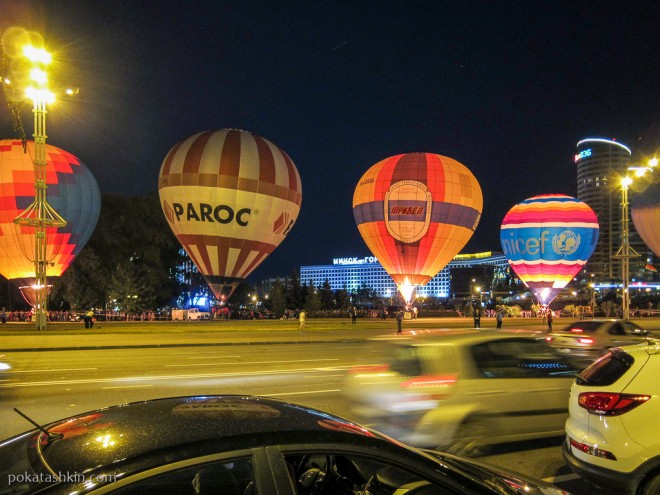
{"left": 300, "top": 252, "right": 509, "bottom": 299}
{"left": 575, "top": 138, "right": 649, "bottom": 282}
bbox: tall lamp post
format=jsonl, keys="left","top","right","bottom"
{"left": 12, "top": 45, "right": 66, "bottom": 330}
{"left": 614, "top": 158, "right": 657, "bottom": 320}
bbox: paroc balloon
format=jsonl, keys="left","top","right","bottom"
{"left": 500, "top": 194, "right": 599, "bottom": 306}
{"left": 158, "top": 129, "right": 302, "bottom": 301}
{"left": 0, "top": 139, "right": 102, "bottom": 305}
{"left": 353, "top": 152, "right": 483, "bottom": 303}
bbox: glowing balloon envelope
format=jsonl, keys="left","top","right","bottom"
{"left": 158, "top": 129, "right": 302, "bottom": 301}
{"left": 0, "top": 139, "right": 102, "bottom": 305}
{"left": 500, "top": 194, "right": 599, "bottom": 306}
{"left": 631, "top": 182, "right": 660, "bottom": 258}
{"left": 353, "top": 152, "right": 483, "bottom": 303}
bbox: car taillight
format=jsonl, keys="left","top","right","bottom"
{"left": 577, "top": 337, "right": 594, "bottom": 344}
{"left": 569, "top": 327, "right": 584, "bottom": 333}
{"left": 545, "top": 336, "right": 554, "bottom": 342}
{"left": 578, "top": 392, "right": 651, "bottom": 416}
{"left": 398, "top": 374, "right": 457, "bottom": 403}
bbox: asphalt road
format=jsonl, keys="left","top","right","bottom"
{"left": 2, "top": 317, "right": 658, "bottom": 493}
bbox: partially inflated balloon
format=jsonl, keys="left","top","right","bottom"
{"left": 353, "top": 152, "right": 482, "bottom": 303}
{"left": 158, "top": 129, "right": 302, "bottom": 300}
{"left": 0, "top": 139, "right": 102, "bottom": 305}
{"left": 500, "top": 194, "right": 599, "bottom": 306}
{"left": 631, "top": 182, "right": 660, "bottom": 258}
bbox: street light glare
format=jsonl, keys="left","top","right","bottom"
{"left": 25, "top": 86, "right": 55, "bottom": 104}
{"left": 22, "top": 45, "right": 51, "bottom": 64}
{"left": 29, "top": 67, "right": 48, "bottom": 85}
{"left": 621, "top": 176, "right": 633, "bottom": 188}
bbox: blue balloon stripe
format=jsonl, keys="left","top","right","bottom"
{"left": 354, "top": 201, "right": 480, "bottom": 230}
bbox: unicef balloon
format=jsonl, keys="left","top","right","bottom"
{"left": 353, "top": 152, "right": 482, "bottom": 303}
{"left": 0, "top": 139, "right": 102, "bottom": 305}
{"left": 158, "top": 129, "right": 302, "bottom": 301}
{"left": 500, "top": 194, "right": 599, "bottom": 306}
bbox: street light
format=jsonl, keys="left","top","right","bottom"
{"left": 614, "top": 157, "right": 656, "bottom": 319}
{"left": 11, "top": 44, "right": 66, "bottom": 330}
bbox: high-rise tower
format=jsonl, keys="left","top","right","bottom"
{"left": 575, "top": 138, "right": 648, "bottom": 282}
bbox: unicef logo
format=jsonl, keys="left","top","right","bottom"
{"left": 552, "top": 230, "right": 581, "bottom": 255}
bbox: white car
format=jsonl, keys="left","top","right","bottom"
{"left": 563, "top": 342, "right": 660, "bottom": 495}
{"left": 343, "top": 329, "right": 581, "bottom": 455}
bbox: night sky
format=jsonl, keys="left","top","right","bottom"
{"left": 1, "top": 1, "right": 658, "bottom": 284}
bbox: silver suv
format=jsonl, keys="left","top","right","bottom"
{"left": 546, "top": 319, "right": 655, "bottom": 368}
{"left": 343, "top": 329, "right": 581, "bottom": 455}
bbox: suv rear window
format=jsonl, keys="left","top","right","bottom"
{"left": 576, "top": 349, "right": 634, "bottom": 386}
{"left": 388, "top": 346, "right": 423, "bottom": 376}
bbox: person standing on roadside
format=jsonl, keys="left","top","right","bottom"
{"left": 84, "top": 309, "right": 95, "bottom": 329}
{"left": 395, "top": 309, "right": 404, "bottom": 334}
{"left": 299, "top": 310, "right": 306, "bottom": 332}
{"left": 547, "top": 310, "right": 553, "bottom": 332}
{"left": 473, "top": 305, "right": 481, "bottom": 329}
{"left": 496, "top": 308, "right": 504, "bottom": 329}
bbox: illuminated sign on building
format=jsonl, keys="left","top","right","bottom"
{"left": 333, "top": 256, "right": 379, "bottom": 265}
{"left": 574, "top": 148, "right": 592, "bottom": 163}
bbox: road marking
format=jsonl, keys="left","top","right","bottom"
{"left": 263, "top": 389, "right": 341, "bottom": 397}
{"left": 102, "top": 385, "right": 153, "bottom": 390}
{"left": 0, "top": 366, "right": 350, "bottom": 388}
{"left": 164, "top": 358, "right": 339, "bottom": 367}
{"left": 11, "top": 367, "right": 98, "bottom": 373}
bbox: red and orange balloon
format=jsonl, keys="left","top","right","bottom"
{"left": 353, "top": 152, "right": 482, "bottom": 303}
{"left": 0, "top": 139, "right": 101, "bottom": 305}
{"left": 158, "top": 129, "right": 302, "bottom": 301}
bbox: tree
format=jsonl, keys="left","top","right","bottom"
{"left": 304, "top": 282, "right": 321, "bottom": 314}
{"left": 319, "top": 279, "right": 334, "bottom": 310}
{"left": 286, "top": 269, "right": 303, "bottom": 309}
{"left": 51, "top": 249, "right": 105, "bottom": 310}
{"left": 270, "top": 279, "right": 287, "bottom": 318}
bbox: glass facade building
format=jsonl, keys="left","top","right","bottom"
{"left": 300, "top": 252, "right": 509, "bottom": 298}
{"left": 575, "top": 138, "right": 650, "bottom": 282}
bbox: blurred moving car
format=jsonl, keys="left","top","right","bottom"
{"left": 545, "top": 319, "right": 656, "bottom": 368}
{"left": 0, "top": 395, "right": 568, "bottom": 495}
{"left": 563, "top": 342, "right": 660, "bottom": 495}
{"left": 0, "top": 354, "right": 10, "bottom": 382}
{"left": 343, "top": 329, "right": 581, "bottom": 456}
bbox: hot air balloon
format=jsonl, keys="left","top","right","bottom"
{"left": 500, "top": 194, "right": 599, "bottom": 306}
{"left": 158, "top": 129, "right": 302, "bottom": 301}
{"left": 631, "top": 181, "right": 660, "bottom": 258}
{"left": 353, "top": 152, "right": 483, "bottom": 303}
{"left": 0, "top": 139, "right": 102, "bottom": 305}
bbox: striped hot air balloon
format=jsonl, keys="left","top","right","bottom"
{"left": 158, "top": 129, "right": 302, "bottom": 301}
{"left": 0, "top": 139, "right": 101, "bottom": 305}
{"left": 353, "top": 152, "right": 483, "bottom": 303}
{"left": 500, "top": 194, "right": 599, "bottom": 306}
